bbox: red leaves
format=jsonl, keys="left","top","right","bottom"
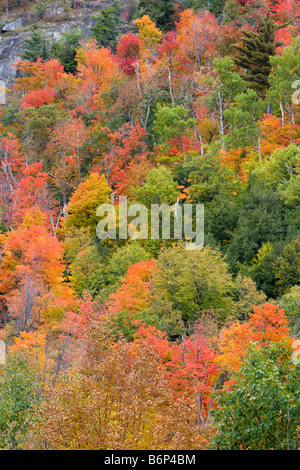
{"left": 96, "top": 122, "right": 150, "bottom": 192}
{"left": 21, "top": 88, "right": 57, "bottom": 109}
{"left": 132, "top": 321, "right": 220, "bottom": 422}
{"left": 115, "top": 33, "right": 141, "bottom": 76}
{"left": 64, "top": 293, "right": 96, "bottom": 339}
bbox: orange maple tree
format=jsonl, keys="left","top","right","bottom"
{"left": 216, "top": 303, "right": 291, "bottom": 372}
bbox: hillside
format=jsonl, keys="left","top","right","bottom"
{"left": 0, "top": 0, "right": 132, "bottom": 86}
{"left": 0, "top": 0, "right": 299, "bottom": 453}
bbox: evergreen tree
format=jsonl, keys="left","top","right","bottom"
{"left": 136, "top": 0, "right": 176, "bottom": 32}
{"left": 21, "top": 29, "right": 49, "bottom": 62}
{"left": 50, "top": 28, "right": 83, "bottom": 74}
{"left": 181, "top": 0, "right": 225, "bottom": 16}
{"left": 90, "top": 0, "right": 123, "bottom": 51}
{"left": 232, "top": 13, "right": 283, "bottom": 98}
{"left": 227, "top": 177, "right": 288, "bottom": 271}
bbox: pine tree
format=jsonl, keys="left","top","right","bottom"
{"left": 136, "top": 0, "right": 176, "bottom": 32}
{"left": 21, "top": 29, "right": 49, "bottom": 62}
{"left": 90, "top": 0, "right": 123, "bottom": 51}
{"left": 50, "top": 29, "right": 83, "bottom": 74}
{"left": 232, "top": 13, "right": 283, "bottom": 98}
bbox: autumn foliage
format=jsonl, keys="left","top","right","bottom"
{"left": 0, "top": 0, "right": 299, "bottom": 451}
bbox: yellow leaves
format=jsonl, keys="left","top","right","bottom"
{"left": 66, "top": 172, "right": 111, "bottom": 231}
{"left": 251, "top": 242, "right": 273, "bottom": 267}
{"left": 21, "top": 207, "right": 46, "bottom": 228}
{"left": 35, "top": 337, "right": 199, "bottom": 450}
{"left": 10, "top": 330, "right": 47, "bottom": 371}
{"left": 134, "top": 16, "right": 162, "bottom": 51}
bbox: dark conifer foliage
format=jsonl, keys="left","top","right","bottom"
{"left": 21, "top": 28, "right": 48, "bottom": 62}
{"left": 232, "top": 13, "right": 283, "bottom": 97}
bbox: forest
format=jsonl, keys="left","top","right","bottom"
{"left": 0, "top": 0, "right": 299, "bottom": 451}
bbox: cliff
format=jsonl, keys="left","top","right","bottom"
{"left": 0, "top": 0, "right": 133, "bottom": 90}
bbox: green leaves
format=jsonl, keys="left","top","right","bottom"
{"left": 153, "top": 104, "right": 196, "bottom": 155}
{"left": 0, "top": 352, "right": 38, "bottom": 449}
{"left": 268, "top": 35, "right": 300, "bottom": 110}
{"left": 254, "top": 144, "right": 300, "bottom": 205}
{"left": 212, "top": 341, "right": 300, "bottom": 450}
{"left": 136, "top": 0, "right": 177, "bottom": 32}
{"left": 232, "top": 13, "right": 282, "bottom": 98}
{"left": 134, "top": 165, "right": 179, "bottom": 206}
{"left": 91, "top": 0, "right": 124, "bottom": 51}
{"left": 152, "top": 242, "right": 234, "bottom": 333}
{"left": 21, "top": 28, "right": 49, "bottom": 62}
{"left": 50, "top": 28, "right": 83, "bottom": 74}
{"left": 224, "top": 88, "right": 265, "bottom": 150}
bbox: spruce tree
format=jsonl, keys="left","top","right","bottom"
{"left": 21, "top": 29, "right": 49, "bottom": 62}
{"left": 50, "top": 29, "right": 83, "bottom": 74}
{"left": 136, "top": 0, "right": 176, "bottom": 32}
{"left": 90, "top": 0, "right": 123, "bottom": 51}
{"left": 232, "top": 13, "right": 283, "bottom": 98}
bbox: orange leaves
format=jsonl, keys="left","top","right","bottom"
{"left": 48, "top": 116, "right": 87, "bottom": 156}
{"left": 248, "top": 303, "right": 290, "bottom": 342}
{"left": 131, "top": 321, "right": 220, "bottom": 424}
{"left": 13, "top": 58, "right": 73, "bottom": 109}
{"left": 260, "top": 114, "right": 300, "bottom": 157}
{"left": 0, "top": 208, "right": 76, "bottom": 333}
{"left": 14, "top": 58, "right": 66, "bottom": 92}
{"left": 0, "top": 132, "right": 24, "bottom": 182}
{"left": 132, "top": 322, "right": 173, "bottom": 363}
{"left": 0, "top": 133, "right": 53, "bottom": 228}
{"left": 175, "top": 9, "right": 220, "bottom": 71}
{"left": 97, "top": 121, "right": 150, "bottom": 191}
{"left": 216, "top": 320, "right": 252, "bottom": 372}
{"left": 12, "top": 163, "right": 50, "bottom": 226}
{"left": 75, "top": 40, "right": 120, "bottom": 114}
{"left": 10, "top": 330, "right": 47, "bottom": 370}
{"left": 0, "top": 208, "right": 65, "bottom": 294}
{"left": 64, "top": 293, "right": 96, "bottom": 340}
{"left": 221, "top": 147, "right": 249, "bottom": 182}
{"left": 36, "top": 334, "right": 199, "bottom": 450}
{"left": 217, "top": 303, "right": 291, "bottom": 372}
{"left": 112, "top": 154, "right": 153, "bottom": 198}
{"left": 269, "top": 0, "right": 300, "bottom": 24}
{"left": 107, "top": 259, "right": 157, "bottom": 316}
{"left": 275, "top": 27, "right": 293, "bottom": 51}
{"left": 178, "top": 185, "right": 191, "bottom": 201}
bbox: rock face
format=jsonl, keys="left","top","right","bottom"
{"left": 0, "top": 16, "right": 95, "bottom": 90}
{"left": 1, "top": 16, "right": 26, "bottom": 32}
{"left": 0, "top": 0, "right": 132, "bottom": 90}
